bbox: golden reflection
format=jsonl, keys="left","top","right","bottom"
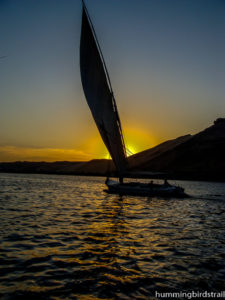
{"left": 78, "top": 195, "right": 176, "bottom": 274}
{"left": 84, "top": 197, "right": 126, "bottom": 257}
{"left": 79, "top": 195, "right": 142, "bottom": 278}
{"left": 78, "top": 296, "right": 102, "bottom": 300}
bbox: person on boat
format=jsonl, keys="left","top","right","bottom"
{"left": 164, "top": 179, "right": 169, "bottom": 186}
{"left": 119, "top": 177, "right": 123, "bottom": 184}
{"left": 148, "top": 180, "right": 154, "bottom": 187}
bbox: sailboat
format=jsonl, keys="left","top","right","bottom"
{"left": 80, "top": 1, "right": 186, "bottom": 197}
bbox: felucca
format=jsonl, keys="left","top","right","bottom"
{"left": 79, "top": 1, "right": 186, "bottom": 197}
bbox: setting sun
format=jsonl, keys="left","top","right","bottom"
{"left": 99, "top": 127, "right": 157, "bottom": 159}
{"left": 123, "top": 127, "right": 157, "bottom": 155}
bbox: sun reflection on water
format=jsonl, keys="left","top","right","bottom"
{"left": 0, "top": 174, "right": 225, "bottom": 298}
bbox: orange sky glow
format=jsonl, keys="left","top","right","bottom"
{"left": 0, "top": 126, "right": 157, "bottom": 162}
{"left": 0, "top": 1, "right": 224, "bottom": 162}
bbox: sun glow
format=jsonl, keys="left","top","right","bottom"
{"left": 126, "top": 145, "right": 137, "bottom": 156}
{"left": 100, "top": 127, "right": 157, "bottom": 159}
{"left": 0, "top": 146, "right": 92, "bottom": 162}
{"left": 123, "top": 127, "right": 157, "bottom": 155}
{"left": 0, "top": 127, "right": 157, "bottom": 162}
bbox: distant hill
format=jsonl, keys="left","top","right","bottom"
{"left": 0, "top": 119, "right": 225, "bottom": 181}
{"left": 0, "top": 160, "right": 112, "bottom": 176}
{"left": 128, "top": 118, "right": 225, "bottom": 181}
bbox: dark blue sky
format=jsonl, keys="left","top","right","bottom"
{"left": 0, "top": 0, "right": 224, "bottom": 161}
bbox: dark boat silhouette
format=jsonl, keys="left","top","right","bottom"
{"left": 79, "top": 0, "right": 187, "bottom": 197}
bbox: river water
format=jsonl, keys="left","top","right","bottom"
{"left": 0, "top": 173, "right": 225, "bottom": 299}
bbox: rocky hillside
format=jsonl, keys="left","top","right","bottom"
{"left": 128, "top": 118, "right": 225, "bottom": 181}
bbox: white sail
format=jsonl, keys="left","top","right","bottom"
{"left": 80, "top": 4, "right": 127, "bottom": 176}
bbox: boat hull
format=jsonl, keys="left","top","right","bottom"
{"left": 105, "top": 180, "right": 188, "bottom": 198}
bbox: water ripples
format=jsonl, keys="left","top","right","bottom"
{"left": 0, "top": 173, "right": 225, "bottom": 299}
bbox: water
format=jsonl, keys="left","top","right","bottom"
{"left": 0, "top": 173, "right": 225, "bottom": 299}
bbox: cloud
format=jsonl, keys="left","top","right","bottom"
{"left": 0, "top": 146, "right": 92, "bottom": 162}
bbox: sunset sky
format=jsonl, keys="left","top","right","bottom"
{"left": 0, "top": 0, "right": 224, "bottom": 162}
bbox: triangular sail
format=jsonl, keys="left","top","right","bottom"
{"left": 80, "top": 4, "right": 127, "bottom": 175}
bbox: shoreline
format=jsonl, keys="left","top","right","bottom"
{"left": 0, "top": 168, "right": 224, "bottom": 183}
